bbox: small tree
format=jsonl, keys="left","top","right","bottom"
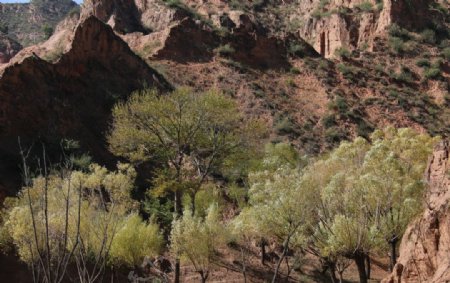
{"left": 42, "top": 25, "right": 54, "bottom": 40}
{"left": 109, "top": 88, "right": 262, "bottom": 215}
{"left": 170, "top": 205, "right": 227, "bottom": 283}
{"left": 110, "top": 213, "right": 163, "bottom": 268}
{"left": 6, "top": 153, "right": 137, "bottom": 283}
{"left": 301, "top": 138, "right": 375, "bottom": 283}
{"left": 238, "top": 156, "right": 314, "bottom": 283}
{"left": 362, "top": 128, "right": 438, "bottom": 270}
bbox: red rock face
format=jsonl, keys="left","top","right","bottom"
{"left": 0, "top": 16, "right": 170, "bottom": 197}
{"left": 383, "top": 141, "right": 450, "bottom": 283}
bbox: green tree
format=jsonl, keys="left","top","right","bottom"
{"left": 42, "top": 25, "right": 54, "bottom": 40}
{"left": 0, "top": 23, "right": 8, "bottom": 34}
{"left": 110, "top": 214, "right": 163, "bottom": 268}
{"left": 237, "top": 151, "right": 314, "bottom": 282}
{"left": 109, "top": 87, "right": 262, "bottom": 214}
{"left": 302, "top": 138, "right": 376, "bottom": 283}
{"left": 301, "top": 128, "right": 438, "bottom": 283}
{"left": 108, "top": 87, "right": 263, "bottom": 282}
{"left": 6, "top": 160, "right": 137, "bottom": 283}
{"left": 362, "top": 128, "right": 438, "bottom": 270}
{"left": 170, "top": 205, "right": 227, "bottom": 283}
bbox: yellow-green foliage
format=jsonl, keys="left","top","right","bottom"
{"left": 235, "top": 143, "right": 313, "bottom": 248}
{"left": 108, "top": 87, "right": 265, "bottom": 210}
{"left": 301, "top": 127, "right": 438, "bottom": 258}
{"left": 5, "top": 163, "right": 138, "bottom": 266}
{"left": 170, "top": 205, "right": 227, "bottom": 279}
{"left": 110, "top": 214, "right": 163, "bottom": 267}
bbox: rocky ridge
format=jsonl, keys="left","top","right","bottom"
{"left": 0, "top": 15, "right": 169, "bottom": 197}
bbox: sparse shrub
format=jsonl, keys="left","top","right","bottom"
{"left": 356, "top": 119, "right": 374, "bottom": 138}
{"left": 389, "top": 37, "right": 405, "bottom": 54}
{"left": 423, "top": 67, "right": 441, "bottom": 80}
{"left": 288, "top": 42, "right": 309, "bottom": 57}
{"left": 322, "top": 114, "right": 337, "bottom": 128}
{"left": 229, "top": 0, "right": 247, "bottom": 10}
{"left": 214, "top": 44, "right": 235, "bottom": 56}
{"left": 357, "top": 1, "right": 373, "bottom": 12}
{"left": 416, "top": 58, "right": 431, "bottom": 68}
{"left": 328, "top": 95, "right": 349, "bottom": 114}
{"left": 335, "top": 47, "right": 351, "bottom": 59}
{"left": 336, "top": 63, "right": 359, "bottom": 82}
{"left": 318, "top": 59, "right": 330, "bottom": 71}
{"left": 325, "top": 127, "right": 348, "bottom": 145}
{"left": 285, "top": 78, "right": 296, "bottom": 87}
{"left": 0, "top": 23, "right": 8, "bottom": 34}
{"left": 374, "top": 64, "right": 385, "bottom": 75}
{"left": 375, "top": 0, "right": 383, "bottom": 10}
{"left": 420, "top": 29, "right": 437, "bottom": 44}
{"left": 275, "top": 116, "right": 297, "bottom": 136}
{"left": 290, "top": 67, "right": 301, "bottom": 74}
{"left": 42, "top": 24, "right": 53, "bottom": 40}
{"left": 442, "top": 47, "right": 450, "bottom": 60}
{"left": 388, "top": 24, "right": 411, "bottom": 40}
{"left": 394, "top": 67, "right": 414, "bottom": 84}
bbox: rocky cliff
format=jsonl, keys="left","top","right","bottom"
{"left": 0, "top": 16, "right": 169, "bottom": 197}
{"left": 0, "top": 0, "right": 448, "bottom": 189}
{"left": 383, "top": 141, "right": 450, "bottom": 283}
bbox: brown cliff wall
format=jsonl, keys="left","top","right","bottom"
{"left": 0, "top": 16, "right": 170, "bottom": 197}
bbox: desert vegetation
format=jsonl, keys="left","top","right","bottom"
{"left": 0, "top": 87, "right": 439, "bottom": 283}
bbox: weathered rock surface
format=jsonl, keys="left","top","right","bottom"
{"left": 383, "top": 141, "right": 450, "bottom": 283}
{"left": 0, "top": 34, "right": 22, "bottom": 64}
{"left": 297, "top": 0, "right": 446, "bottom": 58}
{"left": 0, "top": 16, "right": 169, "bottom": 197}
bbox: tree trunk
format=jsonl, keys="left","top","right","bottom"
{"left": 285, "top": 256, "right": 292, "bottom": 282}
{"left": 261, "top": 239, "right": 267, "bottom": 265}
{"left": 338, "top": 271, "right": 344, "bottom": 283}
{"left": 174, "top": 190, "right": 182, "bottom": 283}
{"left": 365, "top": 254, "right": 371, "bottom": 279}
{"left": 353, "top": 253, "right": 368, "bottom": 283}
{"left": 328, "top": 261, "right": 337, "bottom": 283}
{"left": 240, "top": 247, "right": 247, "bottom": 283}
{"left": 199, "top": 271, "right": 208, "bottom": 283}
{"left": 272, "top": 238, "right": 290, "bottom": 283}
{"left": 389, "top": 237, "right": 398, "bottom": 272}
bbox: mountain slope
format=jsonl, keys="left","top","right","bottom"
{"left": 0, "top": 16, "right": 170, "bottom": 197}
{"left": 0, "top": 0, "right": 79, "bottom": 46}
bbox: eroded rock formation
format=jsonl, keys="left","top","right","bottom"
{"left": 0, "top": 16, "right": 169, "bottom": 197}
{"left": 383, "top": 141, "right": 450, "bottom": 283}
{"left": 298, "top": 0, "right": 443, "bottom": 58}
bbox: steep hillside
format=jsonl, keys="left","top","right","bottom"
{"left": 0, "top": 34, "right": 22, "bottom": 64}
{"left": 0, "top": 1, "right": 448, "bottom": 283}
{"left": 0, "top": 16, "right": 169, "bottom": 198}
{"left": 75, "top": 0, "right": 449, "bottom": 153}
{"left": 0, "top": 0, "right": 78, "bottom": 46}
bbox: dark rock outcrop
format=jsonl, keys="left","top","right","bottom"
{"left": 0, "top": 16, "right": 170, "bottom": 197}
